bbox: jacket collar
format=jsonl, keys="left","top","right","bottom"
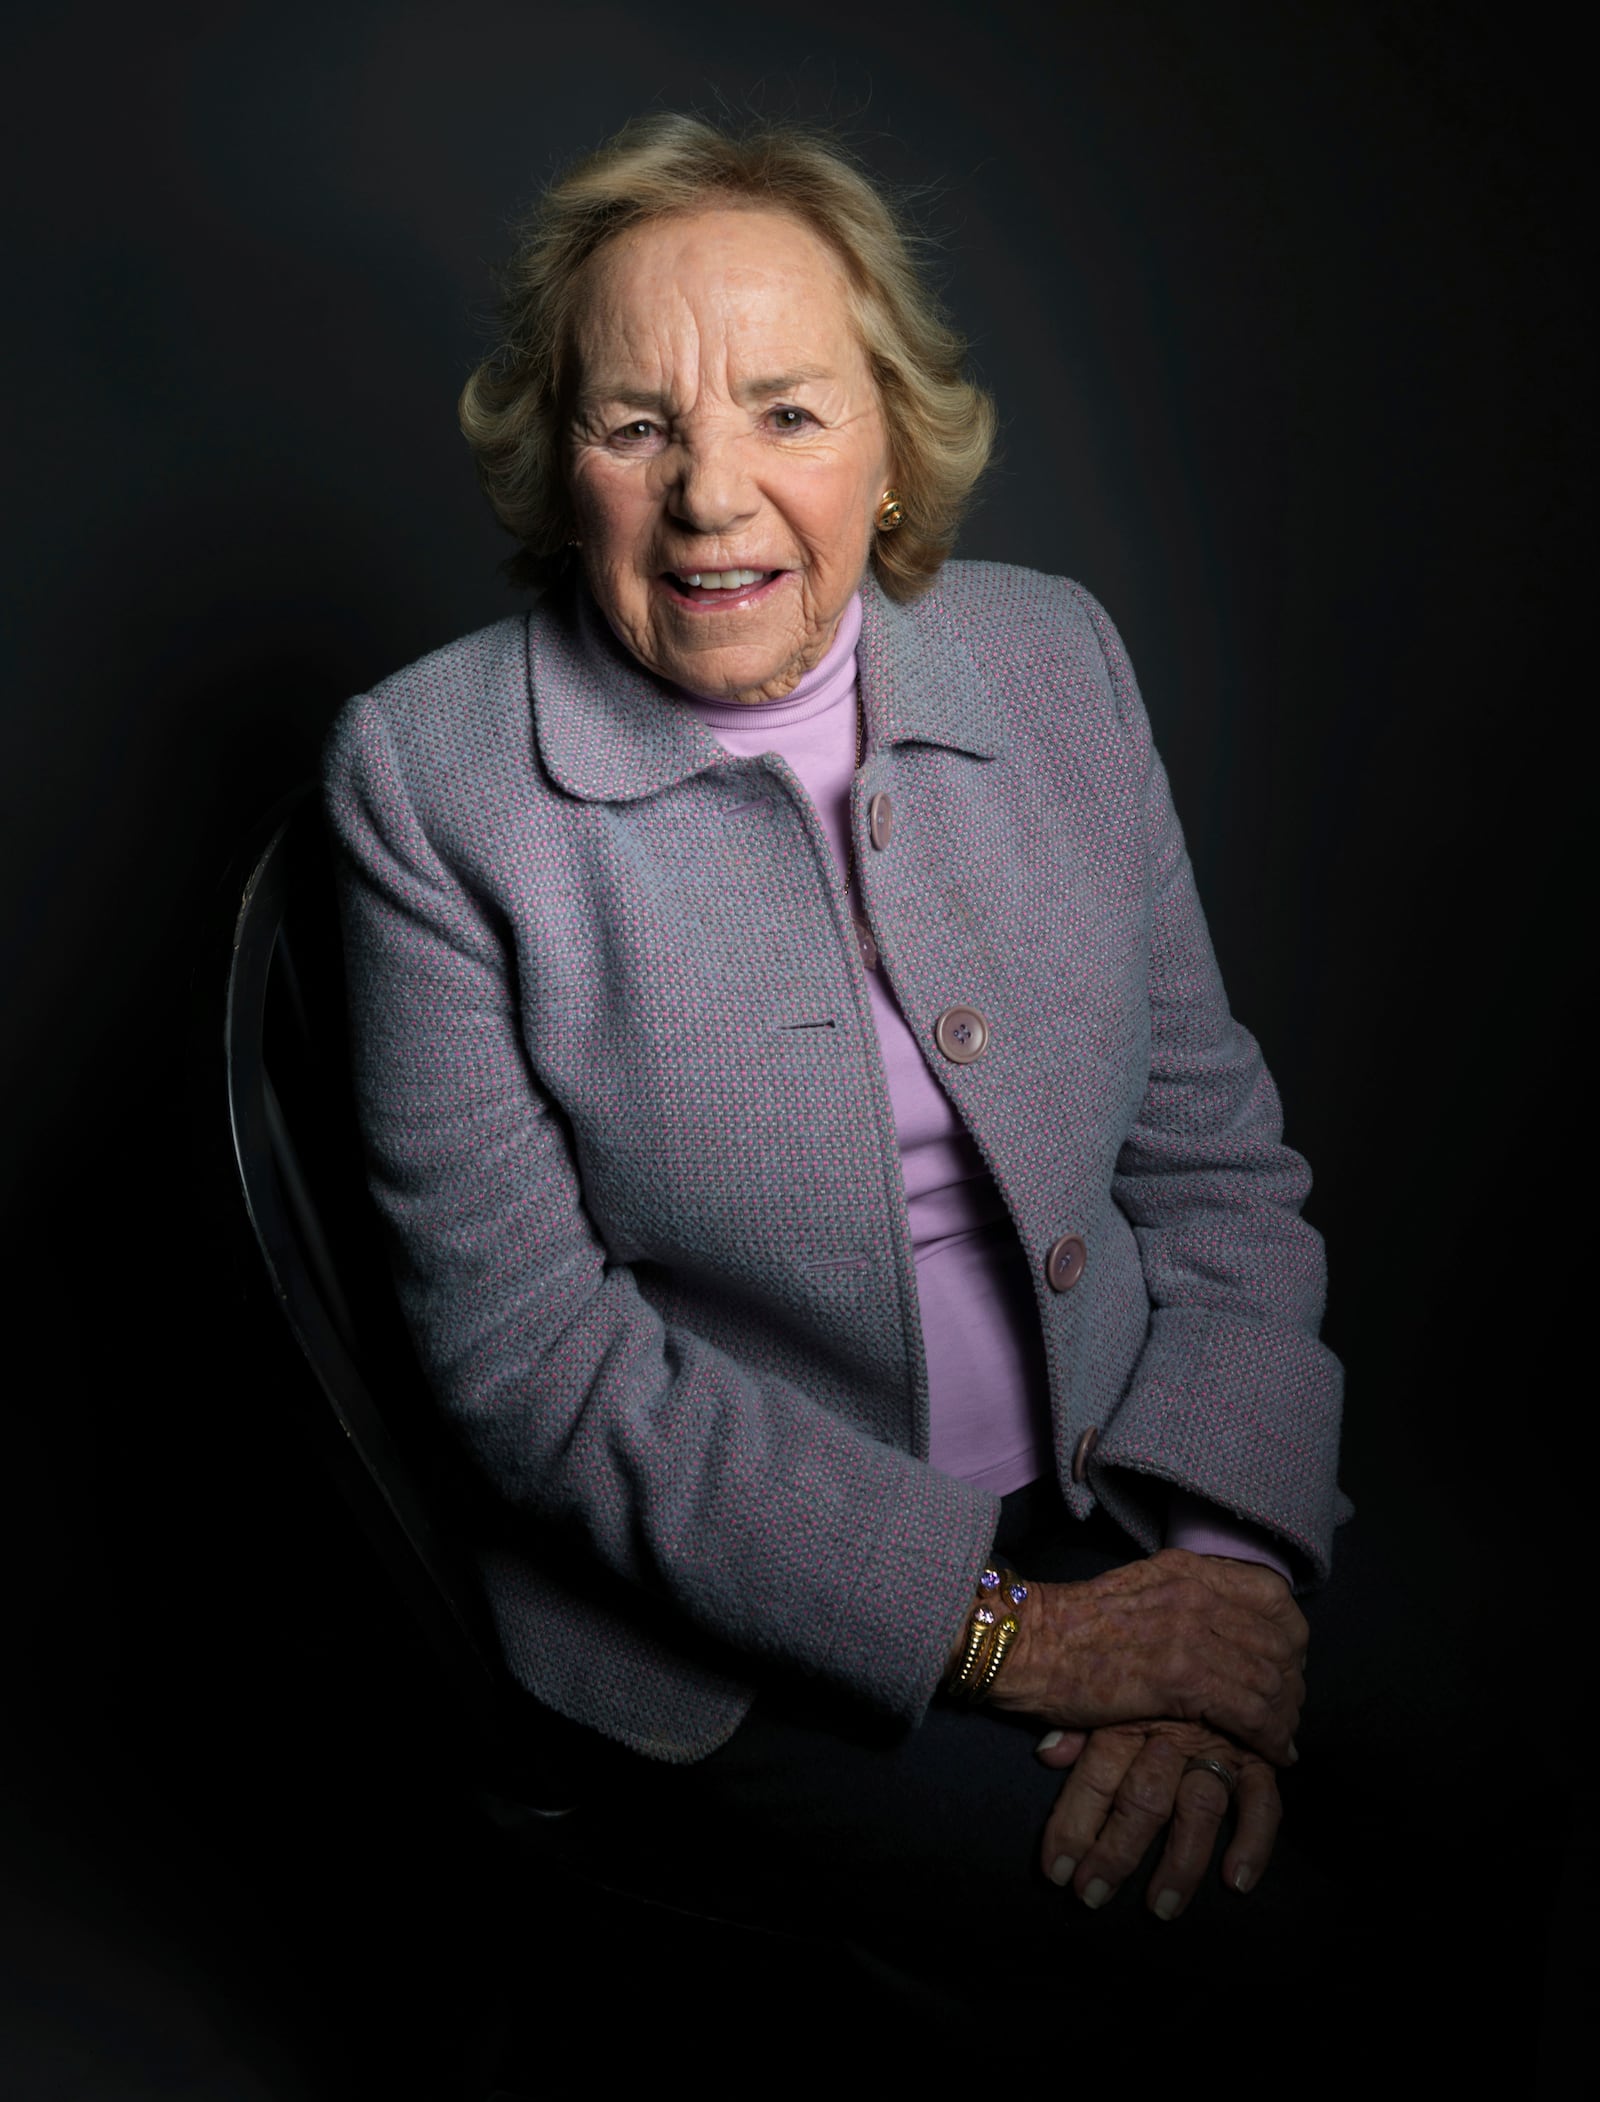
{"left": 857, "top": 570, "right": 1004, "bottom": 765}
{"left": 528, "top": 568, "right": 1002, "bottom": 805}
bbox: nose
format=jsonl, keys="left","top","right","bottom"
{"left": 665, "top": 427, "right": 759, "bottom": 538}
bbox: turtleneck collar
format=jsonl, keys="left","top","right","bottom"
{"left": 663, "top": 591, "right": 863, "bottom": 730}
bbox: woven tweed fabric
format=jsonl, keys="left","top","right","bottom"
{"left": 322, "top": 561, "right": 1349, "bottom": 1764}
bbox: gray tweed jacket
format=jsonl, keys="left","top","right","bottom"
{"left": 322, "top": 560, "right": 1349, "bottom": 1763}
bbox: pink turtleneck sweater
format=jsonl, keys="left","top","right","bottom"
{"left": 671, "top": 592, "right": 1292, "bottom": 1580}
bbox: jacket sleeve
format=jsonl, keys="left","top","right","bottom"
{"left": 321, "top": 693, "right": 999, "bottom": 1724}
{"left": 1065, "top": 582, "right": 1350, "bottom": 1586}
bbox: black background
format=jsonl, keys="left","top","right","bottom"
{"left": 3, "top": 1, "right": 1588, "bottom": 2093}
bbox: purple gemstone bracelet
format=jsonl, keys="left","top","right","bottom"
{"left": 947, "top": 1563, "right": 1031, "bottom": 1705}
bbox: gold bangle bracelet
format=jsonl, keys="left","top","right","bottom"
{"left": 951, "top": 1607, "right": 1001, "bottom": 1699}
{"left": 951, "top": 1616, "right": 989, "bottom": 1693}
{"left": 972, "top": 1613, "right": 1020, "bottom": 1699}
{"left": 946, "top": 1563, "right": 1031, "bottom": 1704}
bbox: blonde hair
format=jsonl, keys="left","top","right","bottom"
{"left": 458, "top": 112, "right": 997, "bottom": 601}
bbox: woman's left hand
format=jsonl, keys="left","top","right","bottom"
{"left": 1034, "top": 1719, "right": 1282, "bottom": 1919}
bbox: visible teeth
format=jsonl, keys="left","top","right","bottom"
{"left": 679, "top": 568, "right": 765, "bottom": 590}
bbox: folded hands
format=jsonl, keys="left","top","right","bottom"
{"left": 977, "top": 1549, "right": 1307, "bottom": 1917}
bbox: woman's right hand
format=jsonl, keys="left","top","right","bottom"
{"left": 979, "top": 1550, "right": 1308, "bottom": 1766}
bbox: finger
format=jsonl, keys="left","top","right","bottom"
{"left": 1221, "top": 1762, "right": 1283, "bottom": 1895}
{"left": 1241, "top": 1650, "right": 1306, "bottom": 1752}
{"left": 1040, "top": 1729, "right": 1141, "bottom": 1888}
{"left": 1273, "top": 1591, "right": 1311, "bottom": 1656}
{"left": 1145, "top": 1763, "right": 1235, "bottom": 1920}
{"left": 1165, "top": 1640, "right": 1301, "bottom": 1766}
{"left": 1074, "top": 1734, "right": 1188, "bottom": 1909}
{"left": 1034, "top": 1729, "right": 1089, "bottom": 1769}
{"left": 1194, "top": 1619, "right": 1307, "bottom": 1763}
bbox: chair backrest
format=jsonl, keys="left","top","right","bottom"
{"left": 223, "top": 785, "right": 571, "bottom": 1800}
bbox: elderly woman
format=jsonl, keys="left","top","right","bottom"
{"left": 324, "top": 113, "right": 1375, "bottom": 2038}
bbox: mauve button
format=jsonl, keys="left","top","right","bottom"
{"left": 868, "top": 792, "right": 894, "bottom": 849}
{"left": 933, "top": 1005, "right": 989, "bottom": 1064}
{"left": 1071, "top": 1425, "right": 1099, "bottom": 1483}
{"left": 1045, "top": 1233, "right": 1087, "bottom": 1291}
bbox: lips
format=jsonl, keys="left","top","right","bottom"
{"left": 658, "top": 568, "right": 788, "bottom": 610}
{"left": 672, "top": 567, "right": 770, "bottom": 590}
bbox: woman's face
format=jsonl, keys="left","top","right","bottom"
{"left": 567, "top": 206, "right": 892, "bottom": 703}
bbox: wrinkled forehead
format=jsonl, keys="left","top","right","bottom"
{"left": 569, "top": 204, "right": 870, "bottom": 396}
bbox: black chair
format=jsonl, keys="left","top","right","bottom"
{"left": 220, "top": 785, "right": 957, "bottom": 2092}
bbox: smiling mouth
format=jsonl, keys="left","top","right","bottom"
{"left": 674, "top": 567, "right": 774, "bottom": 589}
{"left": 659, "top": 567, "right": 787, "bottom": 608}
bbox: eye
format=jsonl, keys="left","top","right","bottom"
{"left": 767, "top": 405, "right": 815, "bottom": 432}
{"left": 611, "top": 419, "right": 663, "bottom": 449}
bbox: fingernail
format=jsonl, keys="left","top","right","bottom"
{"left": 1049, "top": 1854, "right": 1077, "bottom": 1887}
{"left": 1082, "top": 1878, "right": 1111, "bottom": 1910}
{"left": 1154, "top": 1888, "right": 1181, "bottom": 1921}
{"left": 1288, "top": 1740, "right": 1300, "bottom": 1764}
{"left": 1233, "top": 1863, "right": 1253, "bottom": 1893}
{"left": 1036, "top": 1729, "right": 1065, "bottom": 1753}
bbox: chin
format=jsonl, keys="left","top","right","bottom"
{"left": 671, "top": 656, "right": 789, "bottom": 701}
{"left": 658, "top": 634, "right": 806, "bottom": 699}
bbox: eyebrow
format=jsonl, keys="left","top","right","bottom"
{"left": 582, "top": 386, "right": 670, "bottom": 413}
{"left": 735, "top": 369, "right": 830, "bottom": 400}
{"left": 578, "top": 369, "right": 832, "bottom": 415}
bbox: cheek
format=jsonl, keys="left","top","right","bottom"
{"left": 572, "top": 459, "right": 648, "bottom": 547}
{"left": 792, "top": 464, "right": 877, "bottom": 563}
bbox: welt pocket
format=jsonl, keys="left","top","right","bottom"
{"left": 803, "top": 1249, "right": 871, "bottom": 1277}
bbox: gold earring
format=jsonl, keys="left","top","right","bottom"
{"left": 876, "top": 488, "right": 905, "bottom": 533}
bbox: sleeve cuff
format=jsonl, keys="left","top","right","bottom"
{"left": 1165, "top": 1488, "right": 1296, "bottom": 1585}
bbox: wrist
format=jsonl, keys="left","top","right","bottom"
{"left": 980, "top": 1576, "right": 1049, "bottom": 1713}
{"left": 942, "top": 1562, "right": 1037, "bottom": 1709}
{"left": 1209, "top": 1551, "right": 1294, "bottom": 1594}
